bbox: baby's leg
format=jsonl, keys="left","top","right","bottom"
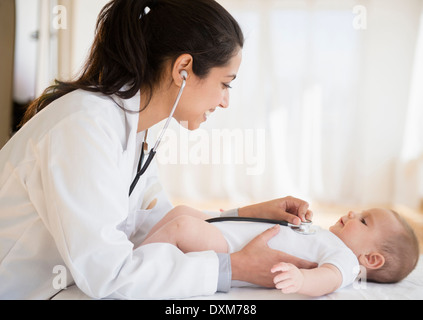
{"left": 142, "top": 215, "right": 229, "bottom": 253}
{"left": 144, "top": 205, "right": 211, "bottom": 240}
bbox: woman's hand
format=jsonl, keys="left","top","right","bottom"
{"left": 238, "top": 196, "right": 313, "bottom": 225}
{"left": 230, "top": 225, "right": 317, "bottom": 287}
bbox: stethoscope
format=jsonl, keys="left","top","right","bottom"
{"left": 129, "top": 70, "right": 188, "bottom": 196}
{"left": 206, "top": 217, "right": 316, "bottom": 235}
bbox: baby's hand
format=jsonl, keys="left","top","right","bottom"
{"left": 271, "top": 262, "right": 304, "bottom": 294}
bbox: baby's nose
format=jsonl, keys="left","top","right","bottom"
{"left": 348, "top": 211, "right": 356, "bottom": 219}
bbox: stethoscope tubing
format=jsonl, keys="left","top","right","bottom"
{"left": 129, "top": 77, "right": 187, "bottom": 196}
{"left": 129, "top": 150, "right": 156, "bottom": 196}
{"left": 206, "top": 216, "right": 291, "bottom": 227}
{"left": 207, "top": 216, "right": 315, "bottom": 235}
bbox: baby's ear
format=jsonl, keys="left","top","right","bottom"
{"left": 359, "top": 252, "right": 385, "bottom": 270}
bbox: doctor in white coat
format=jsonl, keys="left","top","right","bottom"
{"left": 0, "top": 0, "right": 315, "bottom": 299}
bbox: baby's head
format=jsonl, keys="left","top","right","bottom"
{"left": 329, "top": 208, "right": 419, "bottom": 283}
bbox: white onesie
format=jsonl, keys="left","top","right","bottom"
{"left": 212, "top": 221, "right": 360, "bottom": 290}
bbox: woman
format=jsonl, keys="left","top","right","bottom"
{"left": 0, "top": 0, "right": 314, "bottom": 299}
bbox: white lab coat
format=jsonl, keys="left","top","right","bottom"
{"left": 0, "top": 89, "right": 219, "bottom": 300}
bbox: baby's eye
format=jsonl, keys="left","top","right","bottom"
{"left": 360, "top": 218, "right": 367, "bottom": 226}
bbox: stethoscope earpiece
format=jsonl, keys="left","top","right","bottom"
{"left": 180, "top": 70, "right": 188, "bottom": 80}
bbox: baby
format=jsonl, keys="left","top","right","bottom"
{"left": 140, "top": 205, "right": 420, "bottom": 296}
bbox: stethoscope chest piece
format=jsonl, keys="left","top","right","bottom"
{"left": 290, "top": 220, "right": 316, "bottom": 235}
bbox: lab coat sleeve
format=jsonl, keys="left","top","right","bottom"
{"left": 34, "top": 113, "right": 219, "bottom": 299}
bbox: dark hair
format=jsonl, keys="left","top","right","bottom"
{"left": 20, "top": 0, "right": 244, "bottom": 126}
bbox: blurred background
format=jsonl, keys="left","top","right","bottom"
{"left": 1, "top": 0, "right": 422, "bottom": 221}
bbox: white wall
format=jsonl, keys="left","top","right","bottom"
{"left": 13, "top": 0, "right": 38, "bottom": 103}
{"left": 353, "top": 0, "right": 422, "bottom": 205}
{"left": 64, "top": 0, "right": 109, "bottom": 79}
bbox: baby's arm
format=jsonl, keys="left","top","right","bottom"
{"left": 271, "top": 263, "right": 342, "bottom": 297}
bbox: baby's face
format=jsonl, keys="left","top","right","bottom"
{"left": 329, "top": 208, "right": 400, "bottom": 256}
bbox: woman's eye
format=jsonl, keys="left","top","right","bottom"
{"left": 222, "top": 83, "right": 232, "bottom": 89}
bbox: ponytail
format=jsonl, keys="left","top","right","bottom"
{"left": 20, "top": 0, "right": 244, "bottom": 126}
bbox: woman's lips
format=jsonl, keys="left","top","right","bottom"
{"left": 204, "top": 109, "right": 215, "bottom": 121}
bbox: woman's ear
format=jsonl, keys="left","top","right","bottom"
{"left": 172, "top": 54, "right": 193, "bottom": 86}
{"left": 359, "top": 252, "right": 385, "bottom": 270}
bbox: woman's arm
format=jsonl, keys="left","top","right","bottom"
{"left": 239, "top": 196, "right": 313, "bottom": 225}
{"left": 39, "top": 114, "right": 221, "bottom": 300}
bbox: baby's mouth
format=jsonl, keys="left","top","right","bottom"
{"left": 336, "top": 217, "right": 344, "bottom": 227}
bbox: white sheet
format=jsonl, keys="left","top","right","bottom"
{"left": 53, "top": 254, "right": 423, "bottom": 300}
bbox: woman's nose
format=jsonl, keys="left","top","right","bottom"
{"left": 219, "top": 91, "right": 229, "bottom": 109}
